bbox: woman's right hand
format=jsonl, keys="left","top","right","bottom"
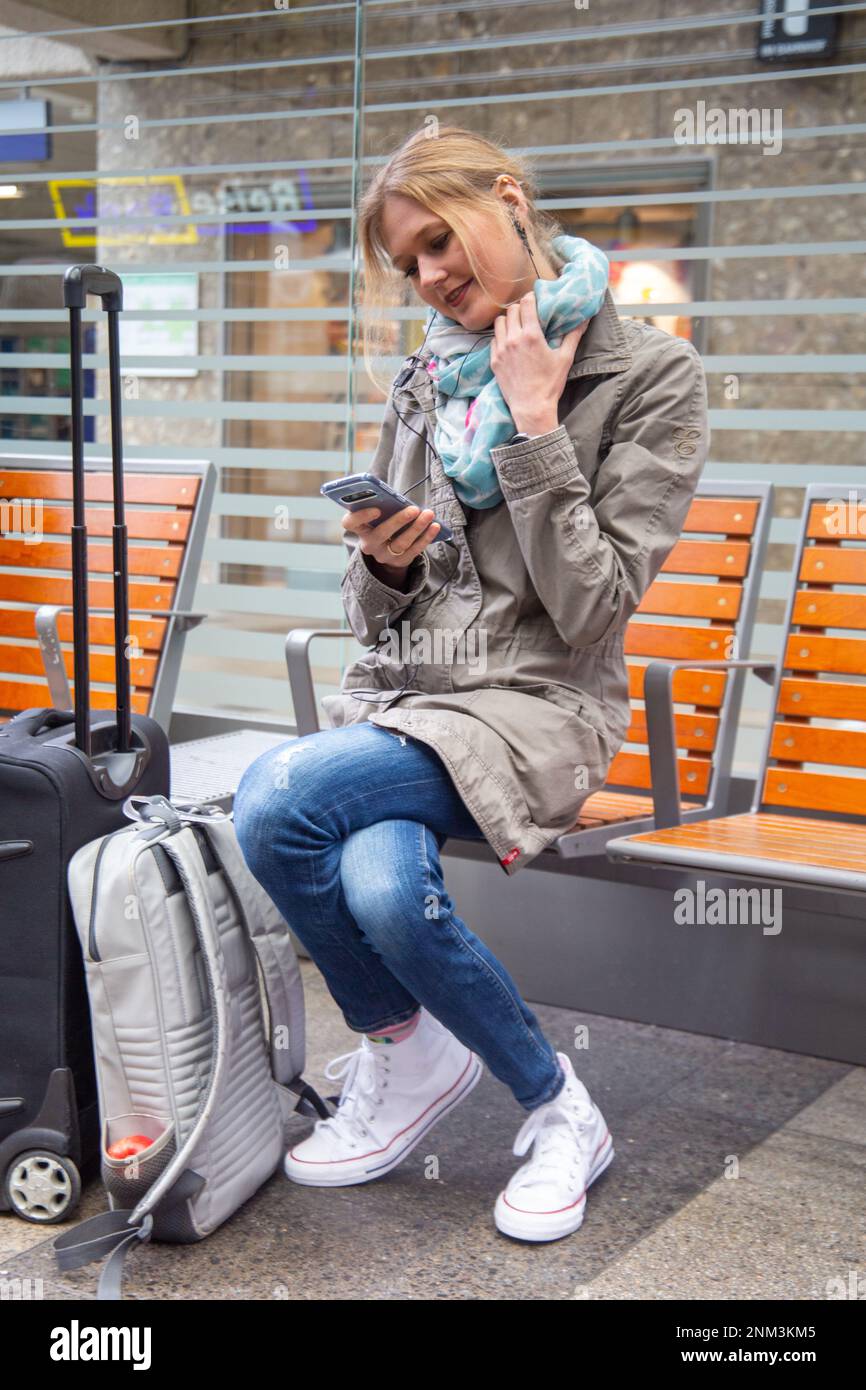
{"left": 341, "top": 503, "right": 441, "bottom": 572}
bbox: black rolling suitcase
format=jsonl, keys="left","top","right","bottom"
{"left": 0, "top": 265, "right": 170, "bottom": 1225}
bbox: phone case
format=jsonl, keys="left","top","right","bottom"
{"left": 321, "top": 473, "right": 453, "bottom": 543}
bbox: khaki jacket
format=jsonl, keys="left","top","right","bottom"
{"left": 321, "top": 290, "right": 709, "bottom": 875}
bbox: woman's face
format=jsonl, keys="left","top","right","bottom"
{"left": 380, "top": 191, "right": 546, "bottom": 332}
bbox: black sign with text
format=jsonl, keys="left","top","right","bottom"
{"left": 757, "top": 0, "right": 838, "bottom": 61}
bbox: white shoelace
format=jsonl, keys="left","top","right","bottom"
{"left": 315, "top": 1043, "right": 388, "bottom": 1150}
{"left": 511, "top": 1092, "right": 596, "bottom": 1190}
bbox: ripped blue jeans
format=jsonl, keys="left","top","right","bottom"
{"left": 232, "top": 721, "right": 566, "bottom": 1111}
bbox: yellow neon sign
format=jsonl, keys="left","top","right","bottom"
{"left": 48, "top": 175, "right": 198, "bottom": 248}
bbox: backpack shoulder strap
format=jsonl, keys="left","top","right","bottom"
{"left": 53, "top": 1169, "right": 205, "bottom": 1300}
{"left": 131, "top": 826, "right": 234, "bottom": 1225}
{"left": 196, "top": 816, "right": 306, "bottom": 1087}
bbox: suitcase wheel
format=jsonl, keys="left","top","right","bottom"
{"left": 3, "top": 1150, "right": 82, "bottom": 1224}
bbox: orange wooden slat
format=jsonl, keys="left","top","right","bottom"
{"left": 0, "top": 609, "right": 167, "bottom": 652}
{"left": 574, "top": 790, "right": 703, "bottom": 827}
{"left": 0, "top": 681, "right": 150, "bottom": 716}
{"left": 762, "top": 766, "right": 866, "bottom": 817}
{"left": 29, "top": 505, "right": 192, "bottom": 543}
{"left": 0, "top": 645, "right": 157, "bottom": 690}
{"left": 792, "top": 590, "right": 866, "bottom": 631}
{"left": 627, "top": 708, "right": 719, "bottom": 753}
{"left": 637, "top": 579, "right": 743, "bottom": 621}
{"left": 625, "top": 622, "right": 735, "bottom": 661}
{"left": 2, "top": 538, "right": 182, "bottom": 579}
{"left": 777, "top": 677, "right": 866, "bottom": 721}
{"left": 660, "top": 538, "right": 751, "bottom": 578}
{"left": 0, "top": 469, "right": 201, "bottom": 507}
{"left": 0, "top": 575, "right": 176, "bottom": 611}
{"left": 627, "top": 663, "right": 728, "bottom": 708}
{"left": 607, "top": 748, "right": 712, "bottom": 795}
{"left": 806, "top": 499, "right": 866, "bottom": 542}
{"left": 770, "top": 721, "right": 866, "bottom": 769}
{"left": 800, "top": 545, "right": 866, "bottom": 585}
{"left": 783, "top": 632, "right": 866, "bottom": 677}
{"left": 682, "top": 497, "right": 760, "bottom": 536}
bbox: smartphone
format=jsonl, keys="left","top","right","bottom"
{"left": 320, "top": 473, "right": 453, "bottom": 544}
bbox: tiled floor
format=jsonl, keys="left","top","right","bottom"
{"left": 2, "top": 959, "right": 864, "bottom": 1301}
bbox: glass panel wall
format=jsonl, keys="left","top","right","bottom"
{"left": 1, "top": 1, "right": 864, "bottom": 776}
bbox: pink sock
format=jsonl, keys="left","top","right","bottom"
{"left": 367, "top": 1010, "right": 421, "bottom": 1045}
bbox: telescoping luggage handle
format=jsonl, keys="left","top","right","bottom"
{"left": 63, "top": 264, "right": 131, "bottom": 761}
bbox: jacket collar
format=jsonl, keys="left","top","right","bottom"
{"left": 566, "top": 288, "right": 631, "bottom": 380}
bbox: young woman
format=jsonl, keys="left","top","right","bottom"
{"left": 233, "top": 125, "right": 709, "bottom": 1244}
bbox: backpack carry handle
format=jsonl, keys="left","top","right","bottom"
{"left": 0, "top": 708, "right": 75, "bottom": 739}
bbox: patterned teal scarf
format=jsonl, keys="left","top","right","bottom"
{"left": 422, "top": 234, "right": 609, "bottom": 509}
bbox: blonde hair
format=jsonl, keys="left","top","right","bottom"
{"left": 356, "top": 124, "right": 565, "bottom": 396}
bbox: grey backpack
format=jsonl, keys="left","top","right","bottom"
{"left": 53, "top": 793, "right": 331, "bottom": 1299}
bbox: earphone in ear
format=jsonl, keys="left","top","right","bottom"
{"left": 494, "top": 172, "right": 542, "bottom": 278}
{"left": 506, "top": 208, "right": 541, "bottom": 278}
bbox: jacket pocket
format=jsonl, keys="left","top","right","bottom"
{"left": 461, "top": 684, "right": 610, "bottom": 831}
{"left": 504, "top": 681, "right": 608, "bottom": 740}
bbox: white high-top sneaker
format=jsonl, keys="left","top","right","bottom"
{"left": 494, "top": 1051, "right": 614, "bottom": 1242}
{"left": 284, "top": 1007, "right": 483, "bottom": 1186}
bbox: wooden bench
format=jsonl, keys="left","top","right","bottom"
{"left": 0, "top": 454, "right": 216, "bottom": 732}
{"left": 285, "top": 480, "right": 774, "bottom": 857}
{"left": 606, "top": 484, "right": 866, "bottom": 893}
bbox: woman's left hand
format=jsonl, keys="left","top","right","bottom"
{"left": 491, "top": 292, "right": 590, "bottom": 436}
